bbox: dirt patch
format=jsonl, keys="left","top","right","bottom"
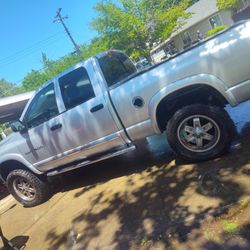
{"left": 168, "top": 199, "right": 250, "bottom": 250}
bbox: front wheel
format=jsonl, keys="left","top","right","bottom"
{"left": 166, "top": 104, "right": 235, "bottom": 161}
{"left": 6, "top": 169, "right": 49, "bottom": 207}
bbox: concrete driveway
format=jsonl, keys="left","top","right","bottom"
{"left": 1, "top": 102, "right": 250, "bottom": 250}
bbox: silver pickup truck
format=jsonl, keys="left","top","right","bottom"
{"left": 1, "top": 20, "right": 250, "bottom": 206}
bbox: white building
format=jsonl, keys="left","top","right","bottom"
{"left": 151, "top": 0, "right": 250, "bottom": 63}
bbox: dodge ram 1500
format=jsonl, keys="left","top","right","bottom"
{"left": 1, "top": 20, "right": 250, "bottom": 206}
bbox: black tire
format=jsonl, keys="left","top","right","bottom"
{"left": 166, "top": 104, "right": 235, "bottom": 161}
{"left": 6, "top": 169, "right": 49, "bottom": 207}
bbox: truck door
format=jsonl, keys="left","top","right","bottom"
{"left": 18, "top": 82, "right": 66, "bottom": 171}
{"left": 54, "top": 64, "right": 129, "bottom": 161}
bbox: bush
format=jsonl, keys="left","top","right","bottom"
{"left": 206, "top": 25, "right": 227, "bottom": 37}
{"left": 217, "top": 0, "right": 239, "bottom": 10}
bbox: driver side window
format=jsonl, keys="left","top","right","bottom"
{"left": 25, "top": 83, "right": 59, "bottom": 129}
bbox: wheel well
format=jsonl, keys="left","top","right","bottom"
{"left": 0, "top": 160, "right": 31, "bottom": 181}
{"left": 156, "top": 84, "right": 229, "bottom": 132}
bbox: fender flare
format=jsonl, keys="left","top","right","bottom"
{"left": 0, "top": 154, "right": 43, "bottom": 175}
{"left": 148, "top": 74, "right": 237, "bottom": 133}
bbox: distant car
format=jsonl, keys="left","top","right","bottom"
{"left": 135, "top": 58, "right": 152, "bottom": 70}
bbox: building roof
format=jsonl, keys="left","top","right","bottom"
{"left": 180, "top": 0, "right": 219, "bottom": 33}
{"left": 0, "top": 91, "right": 34, "bottom": 123}
{"left": 151, "top": 0, "right": 219, "bottom": 53}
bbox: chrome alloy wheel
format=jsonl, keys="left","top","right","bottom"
{"left": 13, "top": 177, "right": 36, "bottom": 201}
{"left": 177, "top": 115, "right": 221, "bottom": 153}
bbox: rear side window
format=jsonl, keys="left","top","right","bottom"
{"left": 98, "top": 52, "right": 137, "bottom": 88}
{"left": 59, "top": 67, "right": 95, "bottom": 110}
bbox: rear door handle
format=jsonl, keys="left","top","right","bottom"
{"left": 50, "top": 123, "right": 62, "bottom": 131}
{"left": 90, "top": 104, "right": 104, "bottom": 113}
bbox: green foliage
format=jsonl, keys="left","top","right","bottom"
{"left": 41, "top": 52, "right": 55, "bottom": 70}
{"left": 80, "top": 38, "right": 109, "bottom": 59}
{"left": 0, "top": 124, "right": 7, "bottom": 132}
{"left": 41, "top": 53, "right": 82, "bottom": 82}
{"left": 21, "top": 40, "right": 108, "bottom": 92}
{"left": 22, "top": 69, "right": 48, "bottom": 91}
{"left": 18, "top": 0, "right": 197, "bottom": 91}
{"left": 176, "top": 0, "right": 199, "bottom": 5}
{"left": 223, "top": 220, "right": 238, "bottom": 235}
{"left": 206, "top": 25, "right": 227, "bottom": 37}
{"left": 0, "top": 79, "right": 23, "bottom": 98}
{"left": 0, "top": 123, "right": 11, "bottom": 140}
{"left": 203, "top": 230, "right": 215, "bottom": 240}
{"left": 91, "top": 0, "right": 191, "bottom": 59}
{"left": 0, "top": 78, "right": 23, "bottom": 137}
{"left": 217, "top": 0, "right": 239, "bottom": 10}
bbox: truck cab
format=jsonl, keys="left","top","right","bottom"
{"left": 11, "top": 51, "right": 138, "bottom": 175}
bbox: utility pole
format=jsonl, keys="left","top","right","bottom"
{"left": 53, "top": 8, "right": 82, "bottom": 57}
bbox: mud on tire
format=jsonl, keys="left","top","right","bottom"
{"left": 6, "top": 169, "right": 49, "bottom": 207}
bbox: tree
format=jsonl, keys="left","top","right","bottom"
{"left": 41, "top": 52, "right": 55, "bottom": 70}
{"left": 189, "top": 0, "right": 199, "bottom": 5}
{"left": 175, "top": 0, "right": 199, "bottom": 5}
{"left": 0, "top": 79, "right": 23, "bottom": 137}
{"left": 22, "top": 69, "right": 48, "bottom": 91}
{"left": 20, "top": 0, "right": 196, "bottom": 91}
{"left": 217, "top": 0, "right": 239, "bottom": 10}
{"left": 22, "top": 51, "right": 87, "bottom": 91}
{"left": 0, "top": 123, "right": 9, "bottom": 139}
{"left": 91, "top": 0, "right": 191, "bottom": 59}
{"left": 80, "top": 37, "right": 110, "bottom": 59}
{"left": 21, "top": 40, "right": 111, "bottom": 91}
{"left": 0, "top": 79, "right": 22, "bottom": 98}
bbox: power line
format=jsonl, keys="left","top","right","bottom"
{"left": 0, "top": 41, "right": 62, "bottom": 68}
{"left": 13, "top": 51, "right": 82, "bottom": 85}
{"left": 1, "top": 8, "right": 84, "bottom": 84}
{"left": 0, "top": 26, "right": 86, "bottom": 71}
{"left": 0, "top": 32, "right": 65, "bottom": 65}
{"left": 0, "top": 35, "right": 66, "bottom": 69}
{"left": 53, "top": 8, "right": 82, "bottom": 57}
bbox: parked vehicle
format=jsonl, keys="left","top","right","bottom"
{"left": 135, "top": 58, "right": 152, "bottom": 71}
{"left": 1, "top": 20, "right": 250, "bottom": 206}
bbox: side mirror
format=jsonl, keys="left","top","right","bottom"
{"left": 11, "top": 120, "right": 27, "bottom": 133}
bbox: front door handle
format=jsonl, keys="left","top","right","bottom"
{"left": 50, "top": 123, "right": 62, "bottom": 131}
{"left": 90, "top": 104, "right": 104, "bottom": 113}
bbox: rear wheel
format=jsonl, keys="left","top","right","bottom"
{"left": 166, "top": 104, "right": 234, "bottom": 161}
{"left": 7, "top": 169, "right": 49, "bottom": 207}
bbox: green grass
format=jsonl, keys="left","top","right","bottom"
{"left": 206, "top": 25, "right": 227, "bottom": 37}
{"left": 223, "top": 220, "right": 238, "bottom": 235}
{"left": 203, "top": 230, "right": 214, "bottom": 240}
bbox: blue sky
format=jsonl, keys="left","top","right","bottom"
{"left": 0, "top": 0, "right": 99, "bottom": 84}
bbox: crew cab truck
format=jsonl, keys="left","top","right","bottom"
{"left": 1, "top": 20, "right": 250, "bottom": 207}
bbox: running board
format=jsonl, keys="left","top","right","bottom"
{"left": 47, "top": 145, "right": 136, "bottom": 177}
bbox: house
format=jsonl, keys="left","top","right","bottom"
{"left": 151, "top": 0, "right": 250, "bottom": 63}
